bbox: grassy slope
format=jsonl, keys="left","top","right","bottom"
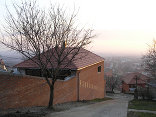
{"left": 128, "top": 99, "right": 156, "bottom": 111}
{"left": 127, "top": 111, "right": 156, "bottom": 117}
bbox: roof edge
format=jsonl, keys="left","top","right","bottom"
{"left": 77, "top": 60, "right": 104, "bottom": 71}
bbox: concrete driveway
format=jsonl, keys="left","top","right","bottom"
{"left": 46, "top": 94, "right": 133, "bottom": 117}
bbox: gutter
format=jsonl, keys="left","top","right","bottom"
{"left": 77, "top": 60, "right": 104, "bottom": 70}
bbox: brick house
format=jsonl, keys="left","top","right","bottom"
{"left": 1, "top": 48, "right": 106, "bottom": 109}
{"left": 122, "top": 72, "right": 150, "bottom": 93}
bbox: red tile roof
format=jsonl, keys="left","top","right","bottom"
{"left": 122, "top": 72, "right": 150, "bottom": 85}
{"left": 14, "top": 48, "right": 104, "bottom": 70}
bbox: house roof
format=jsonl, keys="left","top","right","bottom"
{"left": 14, "top": 48, "right": 104, "bottom": 70}
{"left": 122, "top": 72, "right": 150, "bottom": 85}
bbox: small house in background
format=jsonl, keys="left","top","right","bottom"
{"left": 0, "top": 59, "right": 7, "bottom": 72}
{"left": 122, "top": 72, "right": 150, "bottom": 93}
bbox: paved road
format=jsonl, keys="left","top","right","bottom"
{"left": 46, "top": 94, "right": 133, "bottom": 117}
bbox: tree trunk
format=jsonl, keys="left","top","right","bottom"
{"left": 48, "top": 84, "right": 54, "bottom": 109}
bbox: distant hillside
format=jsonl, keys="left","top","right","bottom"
{"left": 104, "top": 56, "right": 142, "bottom": 76}
{"left": 0, "top": 50, "right": 23, "bottom": 67}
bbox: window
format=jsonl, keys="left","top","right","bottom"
{"left": 25, "top": 69, "right": 41, "bottom": 76}
{"left": 98, "top": 66, "right": 101, "bottom": 72}
{"left": 129, "top": 84, "right": 136, "bottom": 88}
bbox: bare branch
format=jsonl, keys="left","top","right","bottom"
{"left": 0, "top": 1, "right": 93, "bottom": 108}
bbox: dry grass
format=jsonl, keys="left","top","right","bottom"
{"left": 128, "top": 99, "right": 156, "bottom": 111}
{"left": 0, "top": 97, "right": 112, "bottom": 117}
{"left": 127, "top": 111, "right": 156, "bottom": 117}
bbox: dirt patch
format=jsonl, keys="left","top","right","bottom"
{"left": 0, "top": 112, "right": 45, "bottom": 117}
{"left": 0, "top": 97, "right": 112, "bottom": 117}
{"left": 0, "top": 102, "right": 88, "bottom": 117}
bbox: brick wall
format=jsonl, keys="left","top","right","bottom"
{"left": 0, "top": 73, "right": 77, "bottom": 110}
{"left": 79, "top": 61, "right": 105, "bottom": 100}
{"left": 0, "top": 62, "right": 105, "bottom": 110}
{"left": 53, "top": 78, "right": 77, "bottom": 104}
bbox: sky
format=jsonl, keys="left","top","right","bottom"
{"left": 0, "top": 0, "right": 156, "bottom": 57}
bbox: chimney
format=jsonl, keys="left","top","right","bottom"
{"left": 62, "top": 40, "right": 67, "bottom": 48}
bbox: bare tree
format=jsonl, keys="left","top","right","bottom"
{"left": 142, "top": 40, "right": 156, "bottom": 79}
{"left": 0, "top": 1, "right": 93, "bottom": 108}
{"left": 105, "top": 75, "right": 120, "bottom": 92}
